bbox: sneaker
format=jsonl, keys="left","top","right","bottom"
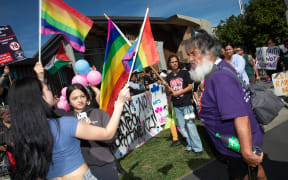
{"left": 194, "top": 151, "right": 203, "bottom": 156}
{"left": 170, "top": 140, "right": 181, "bottom": 147}
{"left": 184, "top": 149, "right": 193, "bottom": 153}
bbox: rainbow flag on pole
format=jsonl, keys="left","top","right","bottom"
{"left": 100, "top": 19, "right": 131, "bottom": 116}
{"left": 122, "top": 9, "right": 160, "bottom": 73}
{"left": 41, "top": 0, "right": 93, "bottom": 52}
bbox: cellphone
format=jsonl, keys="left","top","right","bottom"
{"left": 77, "top": 112, "right": 89, "bottom": 122}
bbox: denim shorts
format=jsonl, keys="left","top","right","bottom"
{"left": 82, "top": 169, "right": 98, "bottom": 180}
{"left": 64, "top": 169, "right": 97, "bottom": 180}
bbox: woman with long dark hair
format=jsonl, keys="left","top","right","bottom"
{"left": 65, "top": 83, "right": 119, "bottom": 180}
{"left": 8, "top": 62, "right": 130, "bottom": 180}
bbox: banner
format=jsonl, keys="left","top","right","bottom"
{"left": 0, "top": 25, "right": 26, "bottom": 66}
{"left": 112, "top": 92, "right": 162, "bottom": 158}
{"left": 149, "top": 83, "right": 168, "bottom": 125}
{"left": 272, "top": 71, "right": 288, "bottom": 96}
{"left": 256, "top": 46, "right": 280, "bottom": 70}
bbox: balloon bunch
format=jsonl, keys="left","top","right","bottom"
{"left": 57, "top": 87, "right": 70, "bottom": 112}
{"left": 57, "top": 59, "right": 102, "bottom": 112}
{"left": 72, "top": 59, "right": 102, "bottom": 87}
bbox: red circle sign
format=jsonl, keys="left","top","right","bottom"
{"left": 9, "top": 41, "right": 21, "bottom": 51}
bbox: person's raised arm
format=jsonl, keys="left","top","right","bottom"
{"left": 0, "top": 66, "right": 10, "bottom": 85}
{"left": 88, "top": 84, "right": 100, "bottom": 104}
{"left": 75, "top": 84, "right": 130, "bottom": 141}
{"left": 34, "top": 62, "right": 54, "bottom": 107}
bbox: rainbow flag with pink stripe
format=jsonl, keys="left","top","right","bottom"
{"left": 100, "top": 19, "right": 130, "bottom": 116}
{"left": 41, "top": 0, "right": 93, "bottom": 52}
{"left": 122, "top": 13, "right": 160, "bottom": 73}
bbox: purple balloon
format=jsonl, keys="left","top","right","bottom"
{"left": 72, "top": 74, "right": 88, "bottom": 87}
{"left": 61, "top": 87, "right": 68, "bottom": 97}
{"left": 87, "top": 70, "right": 102, "bottom": 85}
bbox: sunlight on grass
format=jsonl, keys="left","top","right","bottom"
{"left": 118, "top": 121, "right": 215, "bottom": 180}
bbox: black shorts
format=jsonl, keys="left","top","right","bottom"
{"left": 226, "top": 156, "right": 249, "bottom": 179}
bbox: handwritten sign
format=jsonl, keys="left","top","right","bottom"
{"left": 149, "top": 83, "right": 168, "bottom": 125}
{"left": 112, "top": 92, "right": 162, "bottom": 158}
{"left": 256, "top": 46, "right": 280, "bottom": 70}
{"left": 0, "top": 25, "right": 26, "bottom": 66}
{"left": 272, "top": 71, "right": 288, "bottom": 96}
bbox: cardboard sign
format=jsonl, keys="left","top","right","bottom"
{"left": 149, "top": 83, "right": 168, "bottom": 125}
{"left": 272, "top": 71, "right": 288, "bottom": 96}
{"left": 112, "top": 92, "right": 162, "bottom": 158}
{"left": 0, "top": 25, "right": 26, "bottom": 66}
{"left": 256, "top": 46, "right": 280, "bottom": 70}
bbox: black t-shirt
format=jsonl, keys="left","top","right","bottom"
{"left": 166, "top": 70, "right": 193, "bottom": 107}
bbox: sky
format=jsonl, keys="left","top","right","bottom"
{"left": 0, "top": 0, "right": 249, "bottom": 58}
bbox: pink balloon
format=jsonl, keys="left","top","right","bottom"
{"left": 87, "top": 70, "right": 102, "bottom": 85}
{"left": 60, "top": 96, "right": 66, "bottom": 101}
{"left": 72, "top": 74, "right": 88, "bottom": 87}
{"left": 62, "top": 100, "right": 70, "bottom": 112}
{"left": 57, "top": 100, "right": 65, "bottom": 110}
{"left": 57, "top": 100, "right": 70, "bottom": 112}
{"left": 61, "top": 87, "right": 68, "bottom": 97}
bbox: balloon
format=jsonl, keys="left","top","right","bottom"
{"left": 57, "top": 100, "right": 65, "bottom": 110}
{"left": 61, "top": 87, "right": 68, "bottom": 97}
{"left": 57, "top": 100, "right": 70, "bottom": 112}
{"left": 60, "top": 96, "right": 66, "bottom": 101}
{"left": 75, "top": 59, "right": 90, "bottom": 75}
{"left": 62, "top": 100, "right": 70, "bottom": 112}
{"left": 72, "top": 74, "right": 88, "bottom": 87}
{"left": 87, "top": 70, "right": 102, "bottom": 85}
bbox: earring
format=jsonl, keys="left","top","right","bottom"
{"left": 87, "top": 101, "right": 90, "bottom": 105}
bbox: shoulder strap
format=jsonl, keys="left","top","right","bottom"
{"left": 215, "top": 66, "right": 249, "bottom": 90}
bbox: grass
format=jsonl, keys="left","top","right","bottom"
{"left": 118, "top": 120, "right": 216, "bottom": 180}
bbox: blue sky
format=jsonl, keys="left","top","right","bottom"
{"left": 0, "top": 0, "right": 249, "bottom": 58}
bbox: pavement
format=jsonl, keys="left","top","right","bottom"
{"left": 179, "top": 80, "right": 288, "bottom": 180}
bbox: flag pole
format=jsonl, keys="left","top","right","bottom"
{"left": 150, "top": 66, "right": 173, "bottom": 92}
{"left": 104, "top": 13, "right": 131, "bottom": 46}
{"left": 38, "top": 0, "right": 42, "bottom": 63}
{"left": 127, "top": 6, "right": 149, "bottom": 82}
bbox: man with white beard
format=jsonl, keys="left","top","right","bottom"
{"left": 187, "top": 33, "right": 266, "bottom": 180}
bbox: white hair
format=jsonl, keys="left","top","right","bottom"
{"left": 189, "top": 56, "right": 214, "bottom": 82}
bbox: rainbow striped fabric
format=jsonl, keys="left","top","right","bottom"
{"left": 122, "top": 13, "right": 160, "bottom": 73}
{"left": 41, "top": 0, "right": 93, "bottom": 52}
{"left": 100, "top": 19, "right": 130, "bottom": 116}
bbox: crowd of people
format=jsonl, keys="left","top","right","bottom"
{"left": 0, "top": 32, "right": 287, "bottom": 180}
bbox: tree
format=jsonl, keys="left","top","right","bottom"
{"left": 215, "top": 0, "right": 288, "bottom": 53}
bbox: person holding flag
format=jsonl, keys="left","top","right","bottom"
{"left": 163, "top": 55, "right": 203, "bottom": 155}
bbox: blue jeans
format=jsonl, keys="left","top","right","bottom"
{"left": 174, "top": 105, "right": 203, "bottom": 152}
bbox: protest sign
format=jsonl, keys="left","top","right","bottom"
{"left": 0, "top": 25, "right": 26, "bottom": 66}
{"left": 272, "top": 71, "right": 288, "bottom": 96}
{"left": 256, "top": 46, "right": 280, "bottom": 70}
{"left": 149, "top": 83, "right": 168, "bottom": 125}
{"left": 112, "top": 92, "right": 162, "bottom": 158}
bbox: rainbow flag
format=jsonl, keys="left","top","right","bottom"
{"left": 41, "top": 0, "right": 93, "bottom": 52}
{"left": 100, "top": 19, "right": 130, "bottom": 116}
{"left": 122, "top": 12, "right": 160, "bottom": 73}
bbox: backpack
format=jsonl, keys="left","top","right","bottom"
{"left": 216, "top": 66, "right": 284, "bottom": 125}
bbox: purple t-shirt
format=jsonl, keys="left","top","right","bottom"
{"left": 199, "top": 60, "right": 264, "bottom": 158}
